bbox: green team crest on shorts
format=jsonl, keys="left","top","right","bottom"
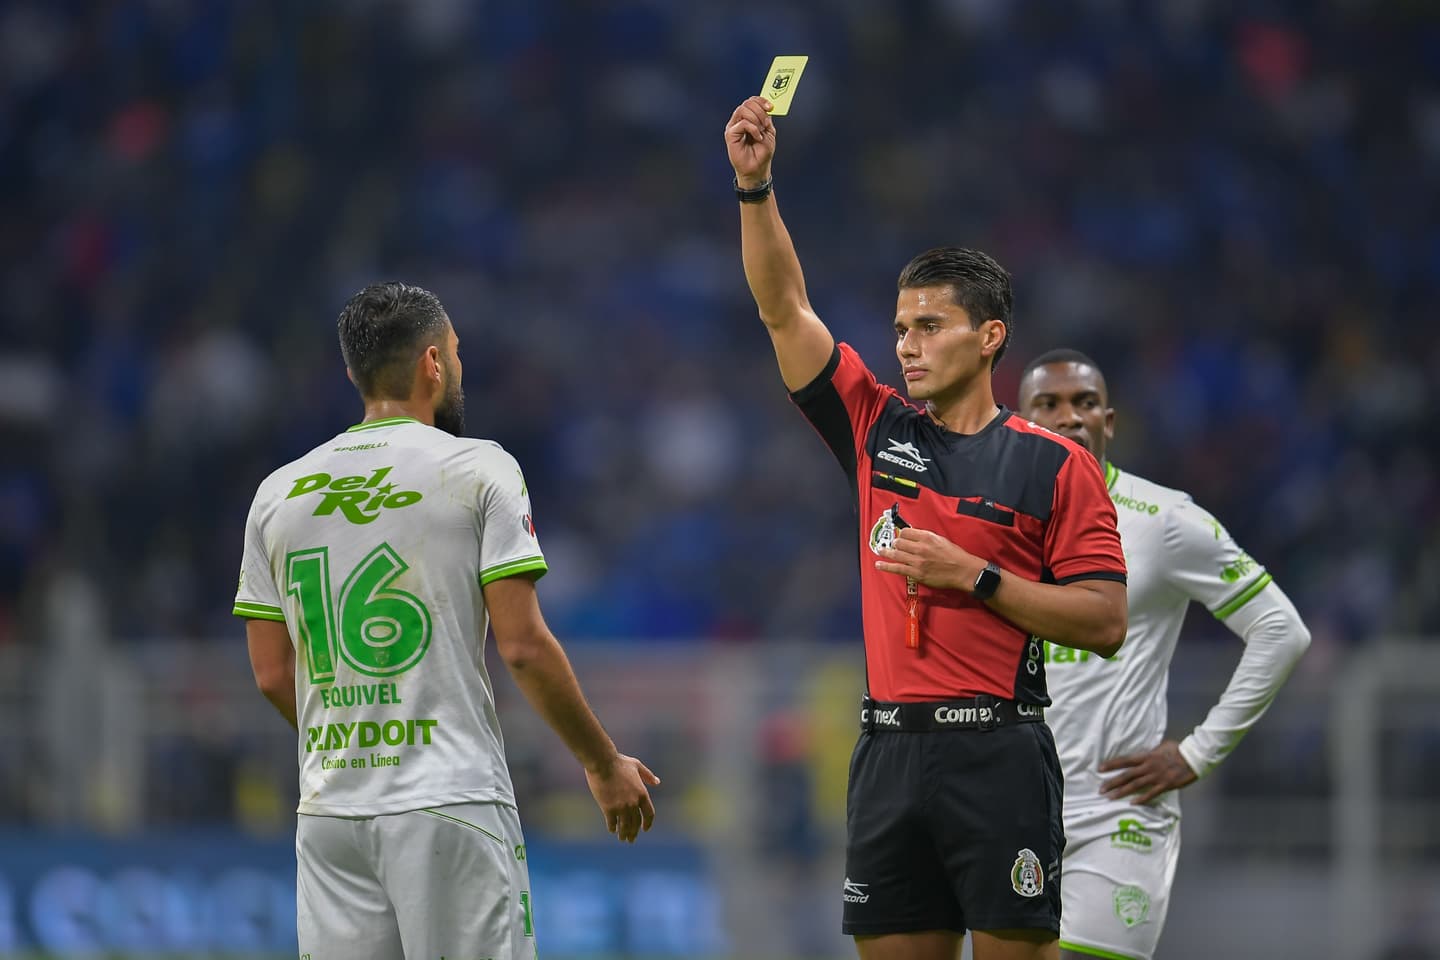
{"left": 1113, "top": 884, "right": 1150, "bottom": 928}
{"left": 1011, "top": 848, "right": 1044, "bottom": 898}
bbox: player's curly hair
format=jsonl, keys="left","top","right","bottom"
{"left": 897, "top": 247, "right": 1014, "bottom": 370}
{"left": 337, "top": 281, "right": 450, "bottom": 399}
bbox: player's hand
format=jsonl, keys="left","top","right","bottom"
{"left": 874, "top": 528, "right": 979, "bottom": 592}
{"left": 585, "top": 754, "right": 661, "bottom": 843}
{"left": 1099, "top": 740, "right": 1197, "bottom": 805}
{"left": 726, "top": 96, "right": 776, "bottom": 187}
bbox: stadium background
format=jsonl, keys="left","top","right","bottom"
{"left": 0, "top": 1, "right": 1436, "bottom": 957}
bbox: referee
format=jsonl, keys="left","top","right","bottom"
{"left": 726, "top": 97, "right": 1128, "bottom": 960}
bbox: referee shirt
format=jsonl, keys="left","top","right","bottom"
{"left": 792, "top": 344, "right": 1126, "bottom": 705}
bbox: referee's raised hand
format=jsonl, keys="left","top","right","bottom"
{"left": 726, "top": 96, "right": 776, "bottom": 187}
{"left": 586, "top": 753, "right": 661, "bottom": 844}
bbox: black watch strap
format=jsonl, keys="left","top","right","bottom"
{"left": 973, "top": 562, "right": 1002, "bottom": 600}
{"left": 734, "top": 175, "right": 774, "bottom": 203}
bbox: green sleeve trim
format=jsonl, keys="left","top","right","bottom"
{"left": 1213, "top": 572, "right": 1273, "bottom": 620}
{"left": 1059, "top": 941, "right": 1144, "bottom": 960}
{"left": 478, "top": 556, "right": 548, "bottom": 586}
{"left": 233, "top": 601, "right": 286, "bottom": 622}
{"left": 346, "top": 416, "right": 421, "bottom": 433}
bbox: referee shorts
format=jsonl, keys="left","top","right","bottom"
{"left": 842, "top": 718, "right": 1065, "bottom": 936}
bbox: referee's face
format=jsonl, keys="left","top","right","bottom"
{"left": 1018, "top": 362, "right": 1114, "bottom": 461}
{"left": 893, "top": 285, "right": 999, "bottom": 403}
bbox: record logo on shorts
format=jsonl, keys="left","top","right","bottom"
{"left": 1011, "top": 848, "right": 1044, "bottom": 898}
{"left": 842, "top": 878, "right": 870, "bottom": 904}
{"left": 1113, "top": 884, "right": 1151, "bottom": 928}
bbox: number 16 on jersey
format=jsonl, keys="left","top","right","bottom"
{"left": 286, "top": 543, "right": 434, "bottom": 683}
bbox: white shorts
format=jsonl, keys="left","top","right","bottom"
{"left": 1059, "top": 806, "right": 1179, "bottom": 960}
{"left": 296, "top": 802, "right": 535, "bottom": 960}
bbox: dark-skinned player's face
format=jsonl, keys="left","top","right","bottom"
{"left": 893, "top": 285, "right": 1003, "bottom": 405}
{"left": 1018, "top": 361, "right": 1114, "bottom": 461}
{"left": 433, "top": 326, "right": 466, "bottom": 437}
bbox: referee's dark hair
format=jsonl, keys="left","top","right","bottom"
{"left": 897, "top": 247, "right": 1014, "bottom": 369}
{"left": 1019, "top": 348, "right": 1107, "bottom": 389}
{"left": 337, "top": 281, "right": 450, "bottom": 400}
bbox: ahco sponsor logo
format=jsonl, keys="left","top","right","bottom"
{"left": 1112, "top": 492, "right": 1159, "bottom": 516}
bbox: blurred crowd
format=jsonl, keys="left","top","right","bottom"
{"left": 1, "top": 0, "right": 1437, "bottom": 659}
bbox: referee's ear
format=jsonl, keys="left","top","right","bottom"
{"left": 979, "top": 318, "right": 1007, "bottom": 362}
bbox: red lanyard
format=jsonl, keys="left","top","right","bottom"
{"left": 905, "top": 577, "right": 920, "bottom": 651}
{"left": 889, "top": 503, "right": 921, "bottom": 652}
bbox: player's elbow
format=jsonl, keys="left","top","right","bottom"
{"left": 252, "top": 662, "right": 291, "bottom": 699}
{"left": 1283, "top": 619, "right": 1312, "bottom": 661}
{"left": 495, "top": 626, "right": 553, "bottom": 673}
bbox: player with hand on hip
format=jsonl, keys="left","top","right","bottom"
{"left": 235, "top": 282, "right": 659, "bottom": 960}
{"left": 1018, "top": 349, "right": 1311, "bottom": 960}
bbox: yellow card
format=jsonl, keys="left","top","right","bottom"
{"left": 761, "top": 55, "right": 809, "bottom": 116}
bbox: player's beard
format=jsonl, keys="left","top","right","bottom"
{"left": 433, "top": 356, "right": 466, "bottom": 436}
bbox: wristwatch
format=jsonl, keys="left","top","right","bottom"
{"left": 972, "top": 562, "right": 1002, "bottom": 600}
{"left": 734, "top": 175, "right": 774, "bottom": 203}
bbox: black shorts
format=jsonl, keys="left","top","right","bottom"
{"left": 842, "top": 719, "right": 1064, "bottom": 936}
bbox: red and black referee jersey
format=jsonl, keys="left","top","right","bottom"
{"left": 791, "top": 343, "right": 1126, "bottom": 706}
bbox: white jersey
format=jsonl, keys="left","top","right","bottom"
{"left": 234, "top": 416, "right": 547, "bottom": 817}
{"left": 1044, "top": 462, "right": 1272, "bottom": 823}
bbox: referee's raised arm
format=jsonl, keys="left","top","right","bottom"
{"left": 726, "top": 95, "right": 835, "bottom": 392}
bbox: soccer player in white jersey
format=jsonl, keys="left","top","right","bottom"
{"left": 1017, "top": 349, "right": 1311, "bottom": 960}
{"left": 234, "top": 281, "right": 660, "bottom": 960}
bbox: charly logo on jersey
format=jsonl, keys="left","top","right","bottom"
{"left": 1011, "top": 848, "right": 1044, "bottom": 898}
{"left": 1113, "top": 884, "right": 1151, "bottom": 928}
{"left": 842, "top": 878, "right": 870, "bottom": 904}
{"left": 877, "top": 437, "right": 931, "bottom": 473}
{"left": 285, "top": 466, "right": 422, "bottom": 525}
{"left": 1110, "top": 817, "right": 1153, "bottom": 852}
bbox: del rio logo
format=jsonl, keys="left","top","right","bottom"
{"left": 286, "top": 466, "right": 422, "bottom": 525}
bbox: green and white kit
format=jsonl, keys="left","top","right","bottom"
{"left": 235, "top": 417, "right": 545, "bottom": 958}
{"left": 1046, "top": 463, "right": 1308, "bottom": 960}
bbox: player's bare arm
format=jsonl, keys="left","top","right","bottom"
{"left": 875, "top": 527, "right": 1126, "bottom": 657}
{"left": 726, "top": 95, "right": 834, "bottom": 391}
{"left": 484, "top": 575, "right": 660, "bottom": 844}
{"left": 246, "top": 619, "right": 298, "bottom": 730}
